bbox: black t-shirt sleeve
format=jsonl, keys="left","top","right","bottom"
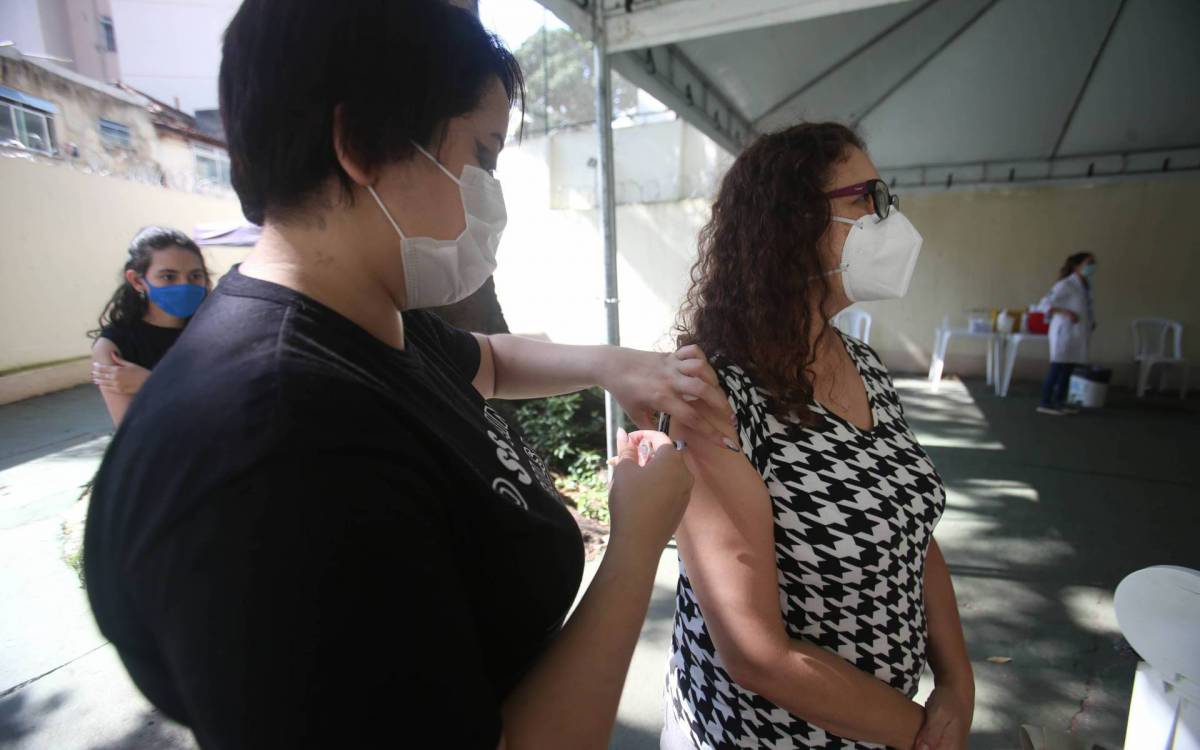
{"left": 407, "top": 310, "right": 482, "bottom": 383}
{"left": 98, "top": 325, "right": 133, "bottom": 358}
{"left": 137, "top": 454, "right": 503, "bottom": 749}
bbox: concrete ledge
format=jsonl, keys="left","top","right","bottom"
{"left": 0, "top": 358, "right": 91, "bottom": 406}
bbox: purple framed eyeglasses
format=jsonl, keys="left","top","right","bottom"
{"left": 825, "top": 179, "right": 898, "bottom": 220}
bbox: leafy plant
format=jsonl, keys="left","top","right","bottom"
{"left": 512, "top": 388, "right": 608, "bottom": 475}
{"left": 558, "top": 451, "right": 609, "bottom": 524}
{"left": 510, "top": 388, "right": 613, "bottom": 524}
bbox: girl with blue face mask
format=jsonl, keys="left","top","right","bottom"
{"left": 89, "top": 226, "right": 210, "bottom": 426}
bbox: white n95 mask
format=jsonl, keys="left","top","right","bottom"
{"left": 367, "top": 143, "right": 506, "bottom": 310}
{"left": 829, "top": 209, "right": 923, "bottom": 302}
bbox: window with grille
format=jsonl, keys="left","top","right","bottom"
{"left": 194, "top": 144, "right": 232, "bottom": 188}
{"left": 101, "top": 16, "right": 117, "bottom": 52}
{"left": 0, "top": 101, "right": 55, "bottom": 154}
{"left": 99, "top": 118, "right": 132, "bottom": 149}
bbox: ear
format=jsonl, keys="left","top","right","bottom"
{"left": 125, "top": 269, "right": 146, "bottom": 294}
{"left": 332, "top": 104, "right": 374, "bottom": 187}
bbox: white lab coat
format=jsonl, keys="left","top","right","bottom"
{"left": 1041, "top": 274, "right": 1093, "bottom": 363}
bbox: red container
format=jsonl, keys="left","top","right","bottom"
{"left": 1027, "top": 311, "right": 1049, "bottom": 334}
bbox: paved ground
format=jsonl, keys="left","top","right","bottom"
{"left": 0, "top": 386, "right": 195, "bottom": 749}
{"left": 1, "top": 380, "right": 1196, "bottom": 749}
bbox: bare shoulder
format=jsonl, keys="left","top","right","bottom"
{"left": 92, "top": 336, "right": 119, "bottom": 363}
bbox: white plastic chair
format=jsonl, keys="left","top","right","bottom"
{"left": 1131, "top": 318, "right": 1189, "bottom": 398}
{"left": 832, "top": 309, "right": 872, "bottom": 344}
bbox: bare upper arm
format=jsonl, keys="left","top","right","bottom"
{"left": 471, "top": 333, "right": 496, "bottom": 399}
{"left": 92, "top": 336, "right": 119, "bottom": 365}
{"left": 672, "top": 409, "right": 791, "bottom": 684}
{"left": 91, "top": 336, "right": 131, "bottom": 426}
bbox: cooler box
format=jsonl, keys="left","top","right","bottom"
{"left": 1068, "top": 367, "right": 1111, "bottom": 408}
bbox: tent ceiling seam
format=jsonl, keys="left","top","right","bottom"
{"left": 1048, "top": 0, "right": 1128, "bottom": 159}
{"left": 752, "top": 0, "right": 941, "bottom": 127}
{"left": 849, "top": 0, "right": 1001, "bottom": 128}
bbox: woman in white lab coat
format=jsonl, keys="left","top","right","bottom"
{"left": 1038, "top": 252, "right": 1096, "bottom": 414}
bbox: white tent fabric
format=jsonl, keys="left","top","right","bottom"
{"left": 540, "top": 0, "right": 1200, "bottom": 187}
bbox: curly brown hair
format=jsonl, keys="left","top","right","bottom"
{"left": 675, "top": 122, "right": 864, "bottom": 424}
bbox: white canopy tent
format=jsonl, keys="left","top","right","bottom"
{"left": 533, "top": 0, "right": 1200, "bottom": 452}
{"left": 543, "top": 0, "right": 1200, "bottom": 182}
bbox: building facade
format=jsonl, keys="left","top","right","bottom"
{"left": 1, "top": 46, "right": 230, "bottom": 195}
{"left": 0, "top": 0, "right": 122, "bottom": 83}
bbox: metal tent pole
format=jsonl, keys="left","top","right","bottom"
{"left": 593, "top": 3, "right": 622, "bottom": 459}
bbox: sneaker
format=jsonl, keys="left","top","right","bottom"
{"left": 1037, "top": 406, "right": 1065, "bottom": 416}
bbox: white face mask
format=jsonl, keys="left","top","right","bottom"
{"left": 829, "top": 209, "right": 923, "bottom": 302}
{"left": 367, "top": 143, "right": 506, "bottom": 310}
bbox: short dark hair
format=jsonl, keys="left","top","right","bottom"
{"left": 219, "top": 1, "right": 524, "bottom": 225}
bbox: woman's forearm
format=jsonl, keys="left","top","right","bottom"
{"left": 745, "top": 639, "right": 925, "bottom": 749}
{"left": 486, "top": 334, "right": 613, "bottom": 400}
{"left": 500, "top": 541, "right": 658, "bottom": 749}
{"left": 97, "top": 388, "right": 131, "bottom": 427}
{"left": 924, "top": 540, "right": 974, "bottom": 694}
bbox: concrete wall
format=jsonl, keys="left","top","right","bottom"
{"left": 0, "top": 156, "right": 245, "bottom": 380}
{"left": 495, "top": 130, "right": 1200, "bottom": 387}
{"left": 3, "top": 121, "right": 1194, "bottom": 404}
{"left": 548, "top": 118, "right": 734, "bottom": 209}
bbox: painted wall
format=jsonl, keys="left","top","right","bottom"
{"left": 862, "top": 175, "right": 1200, "bottom": 383}
{"left": 0, "top": 156, "right": 245, "bottom": 374}
{"left": 3, "top": 121, "right": 1194, "bottom": 401}
{"left": 495, "top": 128, "right": 1199, "bottom": 387}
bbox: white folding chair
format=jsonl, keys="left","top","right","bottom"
{"left": 1131, "top": 318, "right": 1189, "bottom": 398}
{"left": 832, "top": 309, "right": 872, "bottom": 344}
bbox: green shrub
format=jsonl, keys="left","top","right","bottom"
{"left": 508, "top": 388, "right": 618, "bottom": 524}
{"left": 560, "top": 451, "right": 609, "bottom": 524}
{"left": 511, "top": 388, "right": 608, "bottom": 475}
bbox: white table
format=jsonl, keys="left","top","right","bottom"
{"left": 928, "top": 327, "right": 1000, "bottom": 392}
{"left": 996, "top": 332, "right": 1050, "bottom": 397}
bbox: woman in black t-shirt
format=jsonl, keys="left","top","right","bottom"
{"left": 90, "top": 226, "right": 210, "bottom": 426}
{"left": 84, "top": 4, "right": 741, "bottom": 749}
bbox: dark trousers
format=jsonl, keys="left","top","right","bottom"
{"left": 1041, "top": 362, "right": 1076, "bottom": 407}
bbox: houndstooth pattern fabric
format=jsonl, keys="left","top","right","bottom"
{"left": 666, "top": 332, "right": 946, "bottom": 749}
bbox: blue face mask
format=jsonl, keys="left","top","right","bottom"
{"left": 1082, "top": 264, "right": 1096, "bottom": 278}
{"left": 144, "top": 279, "right": 207, "bottom": 319}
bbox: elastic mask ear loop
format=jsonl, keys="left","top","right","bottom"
{"left": 411, "top": 142, "right": 461, "bottom": 185}
{"left": 367, "top": 185, "right": 407, "bottom": 240}
{"left": 817, "top": 215, "right": 862, "bottom": 278}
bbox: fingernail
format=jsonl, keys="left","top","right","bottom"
{"left": 730, "top": 413, "right": 738, "bottom": 427}
{"left": 723, "top": 437, "right": 739, "bottom": 452}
